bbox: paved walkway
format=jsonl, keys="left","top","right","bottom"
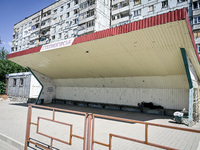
{"left": 0, "top": 139, "right": 19, "bottom": 150}
{"left": 0, "top": 100, "right": 200, "bottom": 150}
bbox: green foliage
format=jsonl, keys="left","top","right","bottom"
{"left": 0, "top": 47, "right": 28, "bottom": 94}
{"left": 0, "top": 81, "right": 5, "bottom": 94}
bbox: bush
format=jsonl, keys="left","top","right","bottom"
{"left": 0, "top": 81, "right": 5, "bottom": 94}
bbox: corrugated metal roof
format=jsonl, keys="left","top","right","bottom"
{"left": 9, "top": 20, "right": 200, "bottom": 79}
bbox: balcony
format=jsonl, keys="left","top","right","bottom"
{"left": 193, "top": 9, "right": 200, "bottom": 16}
{"left": 195, "top": 37, "right": 200, "bottom": 44}
{"left": 112, "top": 0, "right": 129, "bottom": 6}
{"left": 193, "top": 24, "right": 200, "bottom": 30}
{"left": 112, "top": 5, "right": 130, "bottom": 16}
{"left": 42, "top": 14, "right": 52, "bottom": 21}
{"left": 79, "top": 16, "right": 95, "bottom": 24}
{"left": 78, "top": 26, "right": 95, "bottom": 35}
{"left": 30, "top": 27, "right": 40, "bottom": 33}
{"left": 39, "top": 40, "right": 46, "bottom": 45}
{"left": 80, "top": 4, "right": 96, "bottom": 14}
{"left": 111, "top": 16, "right": 129, "bottom": 26}
{"left": 30, "top": 35, "right": 39, "bottom": 41}
{"left": 41, "top": 23, "right": 51, "bottom": 29}
{"left": 40, "top": 31, "right": 50, "bottom": 37}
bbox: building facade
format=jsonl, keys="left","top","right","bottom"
{"left": 111, "top": 0, "right": 189, "bottom": 27}
{"left": 12, "top": 0, "right": 193, "bottom": 53}
{"left": 12, "top": 0, "right": 110, "bottom": 52}
{"left": 193, "top": 0, "right": 200, "bottom": 54}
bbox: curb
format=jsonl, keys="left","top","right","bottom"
{"left": 0, "top": 133, "right": 24, "bottom": 150}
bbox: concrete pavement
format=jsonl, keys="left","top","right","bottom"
{"left": 0, "top": 99, "right": 200, "bottom": 149}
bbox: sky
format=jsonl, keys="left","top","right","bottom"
{"left": 0, "top": 0, "right": 57, "bottom": 53}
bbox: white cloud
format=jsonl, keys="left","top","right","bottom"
{"left": 8, "top": 42, "right": 12, "bottom": 47}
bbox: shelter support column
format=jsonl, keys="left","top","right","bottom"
{"left": 28, "top": 68, "right": 56, "bottom": 104}
{"left": 181, "top": 48, "right": 193, "bottom": 126}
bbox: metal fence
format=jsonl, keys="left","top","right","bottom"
{"left": 24, "top": 104, "right": 200, "bottom": 150}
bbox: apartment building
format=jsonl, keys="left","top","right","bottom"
{"left": 111, "top": 0, "right": 189, "bottom": 27}
{"left": 12, "top": 0, "right": 110, "bottom": 52}
{"left": 13, "top": 0, "right": 198, "bottom": 54}
{"left": 193, "top": 0, "right": 200, "bottom": 54}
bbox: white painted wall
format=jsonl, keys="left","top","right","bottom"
{"left": 32, "top": 70, "right": 56, "bottom": 103}
{"left": 29, "top": 75, "right": 42, "bottom": 98}
{"left": 56, "top": 87, "right": 188, "bottom": 110}
{"left": 54, "top": 75, "right": 189, "bottom": 110}
{"left": 95, "top": 0, "right": 110, "bottom": 31}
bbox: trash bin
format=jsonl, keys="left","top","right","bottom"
{"left": 174, "top": 112, "right": 183, "bottom": 124}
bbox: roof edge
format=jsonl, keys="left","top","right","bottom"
{"left": 9, "top": 8, "right": 200, "bottom": 64}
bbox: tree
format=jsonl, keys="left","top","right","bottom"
{"left": 0, "top": 47, "right": 27, "bottom": 94}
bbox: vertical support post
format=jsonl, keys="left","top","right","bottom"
{"left": 83, "top": 114, "right": 87, "bottom": 150}
{"left": 52, "top": 109, "right": 55, "bottom": 121}
{"left": 91, "top": 115, "right": 95, "bottom": 150}
{"left": 189, "top": 88, "right": 193, "bottom": 126}
{"left": 86, "top": 113, "right": 92, "bottom": 150}
{"left": 145, "top": 124, "right": 148, "bottom": 144}
{"left": 180, "top": 48, "right": 193, "bottom": 126}
{"left": 50, "top": 138, "right": 53, "bottom": 150}
{"left": 24, "top": 105, "right": 32, "bottom": 150}
{"left": 69, "top": 125, "right": 73, "bottom": 145}
{"left": 109, "top": 134, "right": 112, "bottom": 150}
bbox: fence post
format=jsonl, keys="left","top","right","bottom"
{"left": 86, "top": 113, "right": 92, "bottom": 150}
{"left": 24, "top": 104, "right": 32, "bottom": 150}
{"left": 145, "top": 124, "right": 148, "bottom": 144}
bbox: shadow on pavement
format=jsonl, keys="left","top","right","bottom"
{"left": 9, "top": 102, "right": 173, "bottom": 123}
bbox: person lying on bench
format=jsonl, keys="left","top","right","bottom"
{"left": 138, "top": 101, "right": 164, "bottom": 109}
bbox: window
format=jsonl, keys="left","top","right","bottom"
{"left": 74, "top": 8, "right": 79, "bottom": 15}
{"left": 60, "top": 6, "right": 64, "bottom": 11}
{"left": 20, "top": 78, "right": 24, "bottom": 86}
{"left": 87, "top": 20, "right": 95, "bottom": 27}
{"left": 134, "top": 9, "right": 141, "bottom": 16}
{"left": 52, "top": 35, "right": 55, "bottom": 40}
{"left": 194, "top": 30, "right": 200, "bottom": 39}
{"left": 73, "top": 29, "right": 77, "bottom": 36}
{"left": 64, "top": 31, "right": 68, "bottom": 39}
{"left": 66, "top": 12, "right": 70, "bottom": 18}
{"left": 113, "top": 4, "right": 118, "bottom": 10}
{"left": 74, "top": 0, "right": 78, "bottom": 5}
{"left": 73, "top": 18, "right": 78, "bottom": 24}
{"left": 54, "top": 9, "right": 57, "bottom": 14}
{"left": 59, "top": 33, "right": 62, "bottom": 39}
{"left": 67, "top": 3, "right": 70, "bottom": 8}
{"left": 87, "top": 9, "right": 94, "bottom": 17}
{"left": 134, "top": 0, "right": 141, "bottom": 5}
{"left": 13, "top": 79, "right": 16, "bottom": 87}
{"left": 53, "top": 17, "right": 57, "bottom": 23}
{"left": 177, "top": 0, "right": 187, "bottom": 3}
{"left": 197, "top": 44, "right": 200, "bottom": 54}
{"left": 162, "top": 1, "right": 168, "bottom": 8}
{"left": 60, "top": 15, "right": 63, "bottom": 21}
{"left": 193, "top": 16, "right": 200, "bottom": 24}
{"left": 149, "top": 5, "right": 154, "bottom": 12}
{"left": 66, "top": 21, "right": 69, "bottom": 27}
{"left": 193, "top": 2, "right": 200, "bottom": 10}
{"left": 47, "top": 11, "right": 51, "bottom": 15}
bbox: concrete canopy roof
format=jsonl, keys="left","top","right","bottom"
{"left": 8, "top": 8, "right": 200, "bottom": 79}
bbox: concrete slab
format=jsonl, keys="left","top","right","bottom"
{"left": 0, "top": 99, "right": 200, "bottom": 150}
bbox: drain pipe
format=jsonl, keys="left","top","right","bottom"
{"left": 180, "top": 48, "right": 193, "bottom": 126}
{"left": 27, "top": 67, "right": 44, "bottom": 105}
